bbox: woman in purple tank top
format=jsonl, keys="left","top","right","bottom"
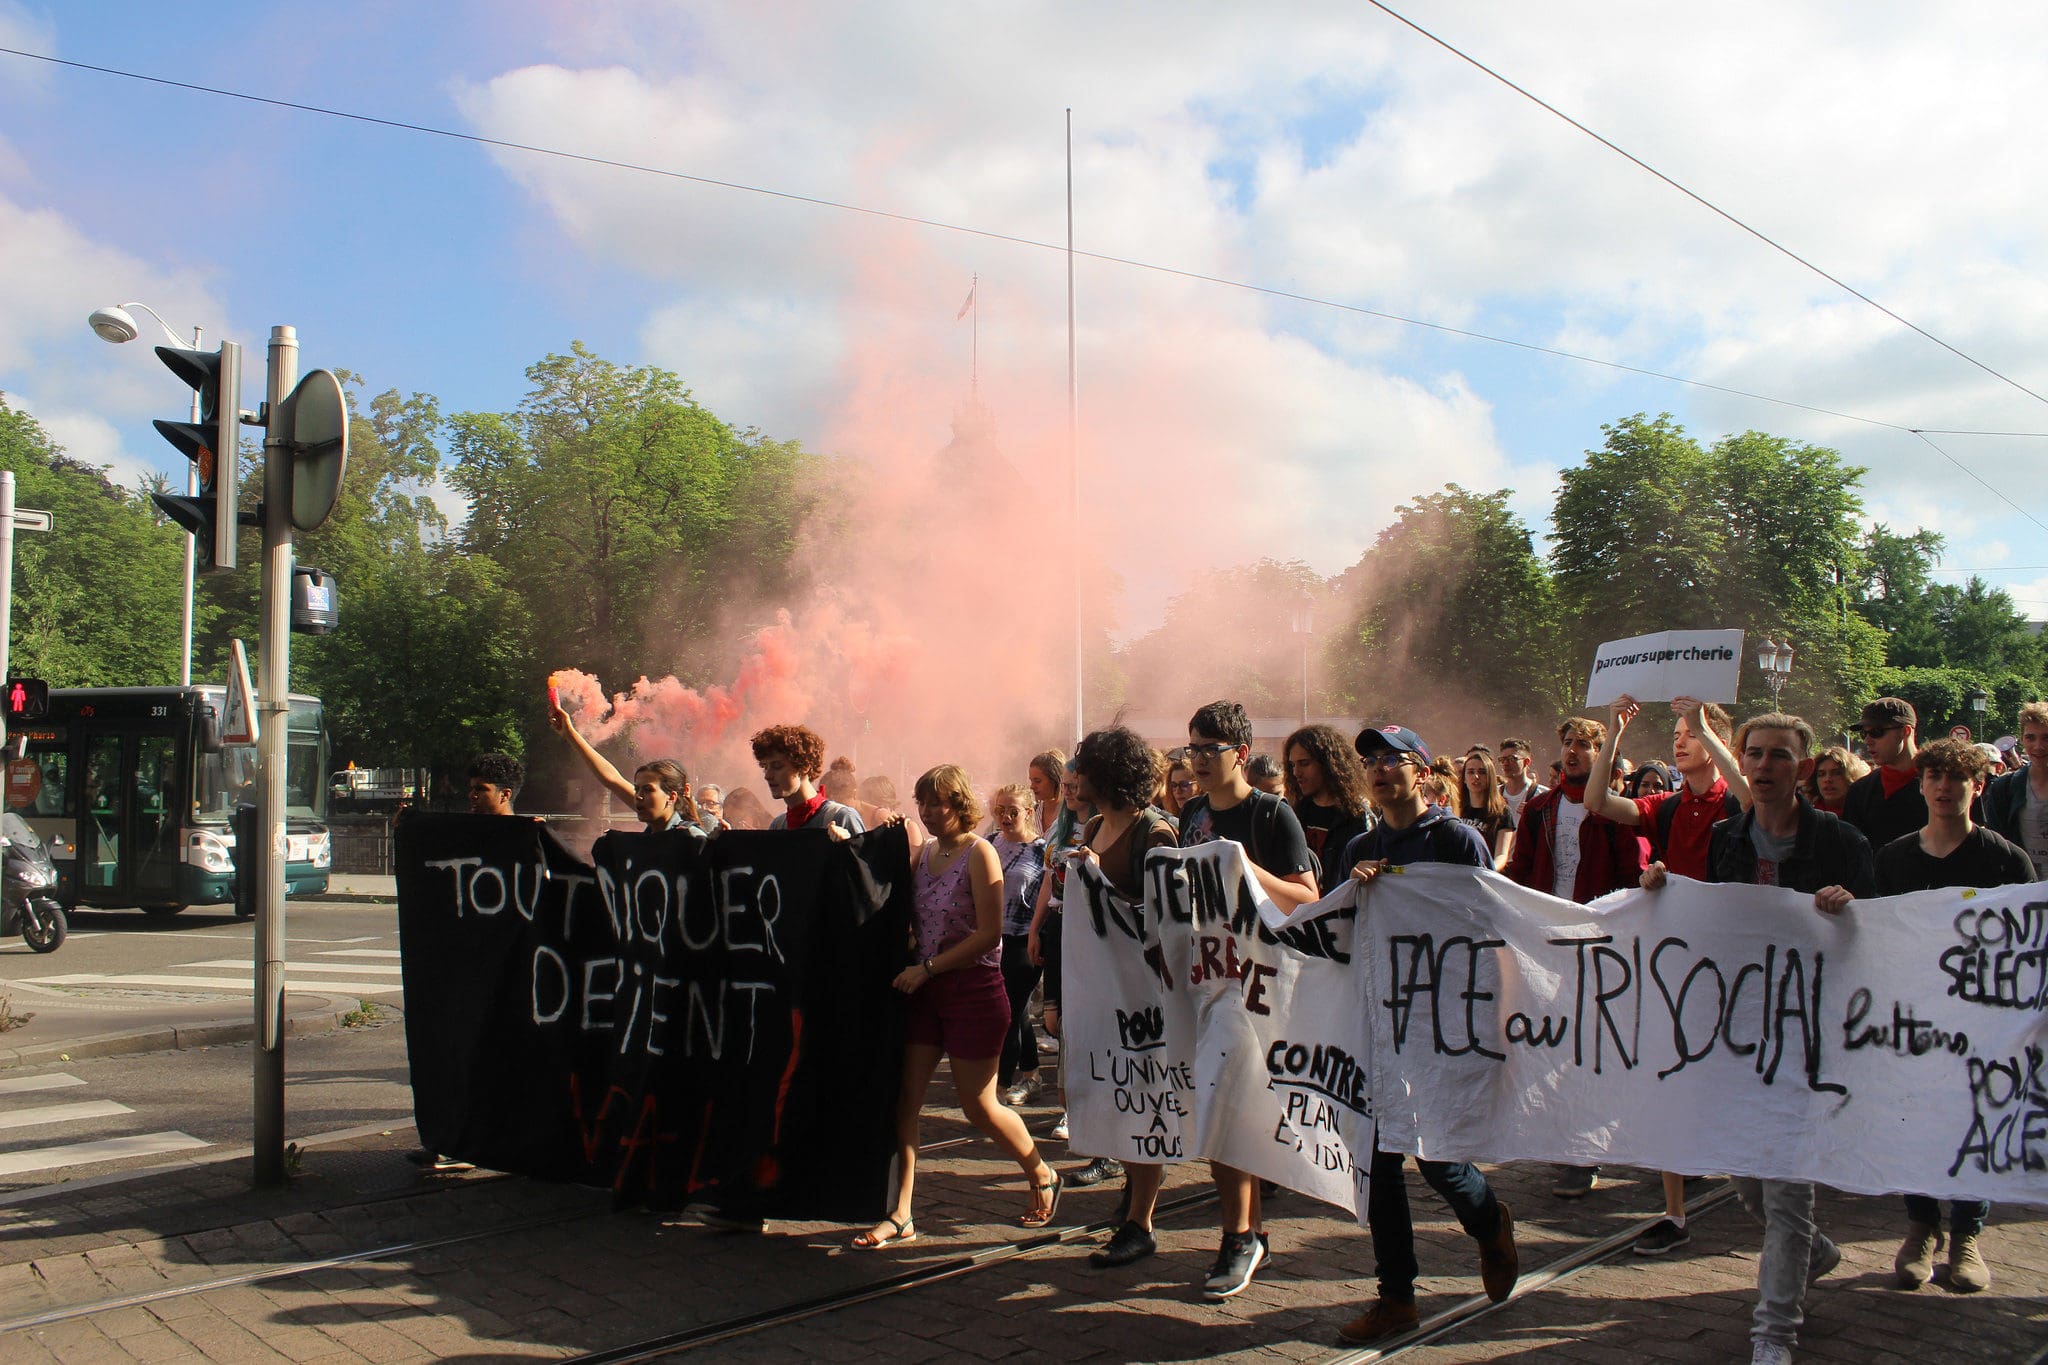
{"left": 851, "top": 764, "right": 1062, "bottom": 1248}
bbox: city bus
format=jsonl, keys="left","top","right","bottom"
{"left": 8, "top": 686, "right": 332, "bottom": 915}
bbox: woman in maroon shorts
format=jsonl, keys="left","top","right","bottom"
{"left": 852, "top": 764, "right": 1063, "bottom": 1248}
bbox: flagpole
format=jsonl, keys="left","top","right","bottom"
{"left": 971, "top": 271, "right": 979, "bottom": 396}
{"left": 1067, "top": 109, "right": 1082, "bottom": 746}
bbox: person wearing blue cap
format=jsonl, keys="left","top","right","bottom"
{"left": 1333, "top": 723, "right": 1519, "bottom": 1345}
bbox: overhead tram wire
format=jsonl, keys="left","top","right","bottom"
{"left": 1361, "top": 0, "right": 2048, "bottom": 413}
{"left": 7, "top": 43, "right": 2048, "bottom": 530}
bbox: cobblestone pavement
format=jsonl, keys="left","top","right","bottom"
{"left": 0, "top": 1097, "right": 2041, "bottom": 1363}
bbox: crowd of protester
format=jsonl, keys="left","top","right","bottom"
{"left": 476, "top": 687, "right": 2048, "bottom": 1365}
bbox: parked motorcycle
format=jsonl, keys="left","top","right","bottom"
{"left": 2, "top": 812, "right": 66, "bottom": 952}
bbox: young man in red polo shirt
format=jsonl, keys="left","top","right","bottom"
{"left": 1504, "top": 714, "right": 1645, "bottom": 1201}
{"left": 1583, "top": 693, "right": 1749, "bottom": 1252}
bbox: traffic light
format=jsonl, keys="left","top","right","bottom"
{"left": 149, "top": 339, "right": 242, "bottom": 573}
{"left": 4, "top": 679, "right": 47, "bottom": 721}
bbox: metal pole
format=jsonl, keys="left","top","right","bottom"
{"left": 0, "top": 470, "right": 13, "bottom": 748}
{"left": 180, "top": 326, "right": 201, "bottom": 687}
{"left": 1301, "top": 632, "right": 1310, "bottom": 726}
{"left": 1067, "top": 109, "right": 1082, "bottom": 745}
{"left": 253, "top": 324, "right": 297, "bottom": 1187}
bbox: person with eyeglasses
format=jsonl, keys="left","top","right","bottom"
{"left": 1496, "top": 738, "right": 1547, "bottom": 821}
{"left": 1842, "top": 697, "right": 1958, "bottom": 853}
{"left": 1161, "top": 752, "right": 1197, "bottom": 823}
{"left": 1333, "top": 724, "right": 1519, "bottom": 1344}
{"left": 1175, "top": 700, "right": 1320, "bottom": 1301}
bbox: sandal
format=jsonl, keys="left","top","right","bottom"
{"left": 851, "top": 1214, "right": 916, "bottom": 1249}
{"left": 1020, "top": 1168, "right": 1063, "bottom": 1229}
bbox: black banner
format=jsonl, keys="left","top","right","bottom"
{"left": 396, "top": 815, "right": 910, "bottom": 1221}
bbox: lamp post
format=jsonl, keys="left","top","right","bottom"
{"left": 89, "top": 301, "right": 203, "bottom": 687}
{"left": 1756, "top": 637, "right": 1794, "bottom": 709}
{"left": 1289, "top": 601, "right": 1314, "bottom": 726}
{"left": 1967, "top": 687, "right": 1989, "bottom": 720}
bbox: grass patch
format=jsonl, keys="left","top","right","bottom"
{"left": 0, "top": 995, "right": 33, "bottom": 1032}
{"left": 340, "top": 999, "right": 383, "bottom": 1029}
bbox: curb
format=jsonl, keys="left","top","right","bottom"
{"left": 0, "top": 1000, "right": 401, "bottom": 1069}
{"left": 289, "top": 894, "right": 395, "bottom": 905}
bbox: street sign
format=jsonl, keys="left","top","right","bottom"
{"left": 222, "top": 639, "right": 258, "bottom": 745}
{"left": 5, "top": 758, "right": 41, "bottom": 809}
{"left": 277, "top": 367, "right": 350, "bottom": 531}
{"left": 11, "top": 509, "right": 51, "bottom": 532}
{"left": 1950, "top": 725, "right": 1972, "bottom": 743}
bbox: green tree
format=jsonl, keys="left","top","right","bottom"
{"left": 1549, "top": 414, "right": 1884, "bottom": 734}
{"left": 445, "top": 344, "right": 823, "bottom": 687}
{"left": 1118, "top": 559, "right": 1333, "bottom": 720}
{"left": 0, "top": 399, "right": 192, "bottom": 685}
{"left": 1328, "top": 485, "right": 1566, "bottom": 736}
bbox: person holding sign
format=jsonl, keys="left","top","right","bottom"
{"left": 1502, "top": 714, "right": 1646, "bottom": 1200}
{"left": 1582, "top": 693, "right": 1748, "bottom": 1252}
{"left": 853, "top": 764, "right": 1060, "bottom": 1249}
{"left": 1064, "top": 726, "right": 1181, "bottom": 1268}
{"left": 1843, "top": 697, "right": 1931, "bottom": 851}
{"left": 1335, "top": 723, "right": 1520, "bottom": 1345}
{"left": 1646, "top": 711, "right": 1872, "bottom": 1365}
{"left": 1176, "top": 700, "right": 1319, "bottom": 1300}
{"left": 1872, "top": 738, "right": 2031, "bottom": 1294}
{"left": 751, "top": 724, "right": 864, "bottom": 838}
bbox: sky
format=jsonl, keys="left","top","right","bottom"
{"left": 5, "top": 0, "right": 2048, "bottom": 635}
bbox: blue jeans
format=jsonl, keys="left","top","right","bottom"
{"left": 1367, "top": 1140, "right": 1500, "bottom": 1303}
{"left": 1902, "top": 1194, "right": 1988, "bottom": 1237}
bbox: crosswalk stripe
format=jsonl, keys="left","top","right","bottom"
{"left": 0, "top": 1100, "right": 132, "bottom": 1132}
{"left": 23, "top": 973, "right": 404, "bottom": 994}
{"left": 187, "top": 960, "right": 404, "bottom": 975}
{"left": 313, "top": 949, "right": 401, "bottom": 958}
{"left": 0, "top": 1132, "right": 209, "bottom": 1178}
{"left": 0, "top": 1074, "right": 85, "bottom": 1096}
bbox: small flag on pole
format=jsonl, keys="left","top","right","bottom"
{"left": 955, "top": 280, "right": 977, "bottom": 321}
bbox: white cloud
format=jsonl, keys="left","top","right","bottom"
{"left": 20, "top": 0, "right": 2004, "bottom": 630}
{"left": 0, "top": 188, "right": 230, "bottom": 486}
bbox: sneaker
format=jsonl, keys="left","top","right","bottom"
{"left": 1894, "top": 1222, "right": 1942, "bottom": 1288}
{"left": 406, "top": 1150, "right": 475, "bottom": 1173}
{"left": 1806, "top": 1235, "right": 1841, "bottom": 1285}
{"left": 1749, "top": 1341, "right": 1793, "bottom": 1365}
{"left": 687, "top": 1204, "right": 766, "bottom": 1233}
{"left": 1947, "top": 1231, "right": 1991, "bottom": 1292}
{"left": 1069, "top": 1156, "right": 1124, "bottom": 1187}
{"left": 1201, "top": 1230, "right": 1267, "bottom": 1300}
{"left": 1050, "top": 1112, "right": 1070, "bottom": 1142}
{"left": 1477, "top": 1201, "right": 1519, "bottom": 1302}
{"left": 1089, "top": 1220, "right": 1157, "bottom": 1268}
{"left": 1551, "top": 1165, "right": 1598, "bottom": 1198}
{"left": 1002, "top": 1074, "right": 1041, "bottom": 1106}
{"left": 1336, "top": 1299, "right": 1419, "bottom": 1345}
{"left": 1633, "top": 1216, "right": 1691, "bottom": 1256}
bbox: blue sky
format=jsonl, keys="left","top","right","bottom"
{"left": 5, "top": 1, "right": 2048, "bottom": 626}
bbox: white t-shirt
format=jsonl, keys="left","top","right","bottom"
{"left": 2023, "top": 784, "right": 2048, "bottom": 880}
{"left": 1551, "top": 795, "right": 1587, "bottom": 900}
{"left": 1504, "top": 781, "right": 1546, "bottom": 822}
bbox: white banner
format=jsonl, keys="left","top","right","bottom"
{"left": 1063, "top": 842, "right": 1372, "bottom": 1217}
{"left": 1355, "top": 865, "right": 2048, "bottom": 1206}
{"left": 1583, "top": 627, "right": 1744, "bottom": 706}
{"left": 1064, "top": 851, "right": 2048, "bottom": 1212}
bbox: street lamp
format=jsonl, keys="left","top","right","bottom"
{"left": 1290, "top": 601, "right": 1315, "bottom": 726}
{"left": 90, "top": 301, "right": 204, "bottom": 687}
{"left": 1756, "top": 637, "right": 1794, "bottom": 709}
{"left": 1967, "top": 687, "right": 1989, "bottom": 716}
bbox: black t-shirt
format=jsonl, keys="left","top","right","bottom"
{"left": 1179, "top": 790, "right": 1314, "bottom": 878}
{"left": 1875, "top": 825, "right": 2036, "bottom": 895}
{"left": 1295, "top": 799, "right": 1369, "bottom": 894}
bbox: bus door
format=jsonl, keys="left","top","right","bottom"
{"left": 73, "top": 729, "right": 183, "bottom": 903}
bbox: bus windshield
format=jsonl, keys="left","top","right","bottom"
{"left": 194, "top": 698, "right": 328, "bottom": 822}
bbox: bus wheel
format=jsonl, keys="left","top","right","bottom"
{"left": 140, "top": 903, "right": 187, "bottom": 918}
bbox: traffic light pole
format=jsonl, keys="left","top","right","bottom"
{"left": 253, "top": 324, "right": 297, "bottom": 1187}
{"left": 0, "top": 469, "right": 13, "bottom": 752}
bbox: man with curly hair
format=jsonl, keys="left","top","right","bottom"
{"left": 466, "top": 752, "right": 523, "bottom": 817}
{"left": 750, "top": 724, "right": 864, "bottom": 837}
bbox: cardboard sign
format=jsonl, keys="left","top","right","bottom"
{"left": 1585, "top": 628, "right": 1744, "bottom": 707}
